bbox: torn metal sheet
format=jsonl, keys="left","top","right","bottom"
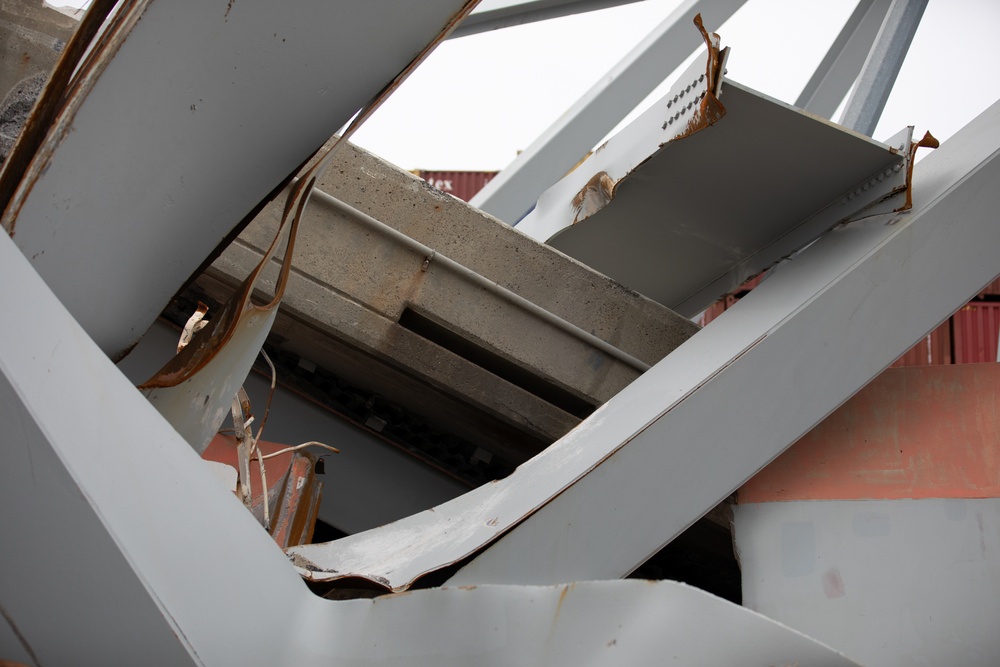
{"left": 203, "top": 435, "right": 323, "bottom": 548}
{"left": 3, "top": 0, "right": 478, "bottom": 360}
{"left": 516, "top": 20, "right": 909, "bottom": 317}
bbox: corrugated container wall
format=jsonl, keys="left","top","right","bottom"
{"left": 700, "top": 274, "right": 1000, "bottom": 366}
{"left": 953, "top": 302, "right": 1000, "bottom": 364}
{"left": 417, "top": 170, "right": 497, "bottom": 203}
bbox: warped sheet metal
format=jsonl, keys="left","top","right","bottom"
{"left": 0, "top": 220, "right": 864, "bottom": 665}
{"left": 2, "top": 0, "right": 476, "bottom": 359}
{"left": 517, "top": 53, "right": 907, "bottom": 317}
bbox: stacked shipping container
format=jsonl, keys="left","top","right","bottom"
{"left": 416, "top": 170, "right": 497, "bottom": 203}
{"left": 701, "top": 275, "right": 1000, "bottom": 365}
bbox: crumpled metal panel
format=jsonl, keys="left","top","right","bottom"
{"left": 516, "top": 19, "right": 907, "bottom": 317}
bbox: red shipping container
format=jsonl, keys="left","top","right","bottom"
{"left": 418, "top": 170, "right": 497, "bottom": 202}
{"left": 953, "top": 302, "right": 1000, "bottom": 364}
{"left": 977, "top": 276, "right": 1000, "bottom": 298}
{"left": 891, "top": 320, "right": 952, "bottom": 368}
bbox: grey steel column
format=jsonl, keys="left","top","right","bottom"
{"left": 795, "top": 0, "right": 891, "bottom": 119}
{"left": 840, "top": 0, "right": 928, "bottom": 136}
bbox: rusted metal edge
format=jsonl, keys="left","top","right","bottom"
{"left": 0, "top": 0, "right": 151, "bottom": 236}
{"left": 568, "top": 14, "right": 727, "bottom": 226}
{"left": 138, "top": 0, "right": 481, "bottom": 389}
{"left": 895, "top": 130, "right": 939, "bottom": 212}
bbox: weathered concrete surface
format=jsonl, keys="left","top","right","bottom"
{"left": 191, "top": 139, "right": 698, "bottom": 466}
{"left": 0, "top": 1, "right": 77, "bottom": 160}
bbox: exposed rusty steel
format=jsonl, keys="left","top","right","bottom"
{"left": 203, "top": 434, "right": 324, "bottom": 549}
{"left": 270, "top": 452, "right": 323, "bottom": 548}
{"left": 177, "top": 302, "right": 210, "bottom": 353}
{"left": 1, "top": 0, "right": 149, "bottom": 235}
{"left": 571, "top": 171, "right": 615, "bottom": 224}
{"left": 895, "top": 130, "right": 939, "bottom": 212}
{"left": 675, "top": 14, "right": 727, "bottom": 141}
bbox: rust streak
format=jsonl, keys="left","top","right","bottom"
{"left": 895, "top": 131, "right": 939, "bottom": 212}
{"left": 553, "top": 582, "right": 575, "bottom": 621}
{"left": 571, "top": 171, "right": 615, "bottom": 224}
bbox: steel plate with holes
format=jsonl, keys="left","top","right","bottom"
{"left": 520, "top": 79, "right": 907, "bottom": 317}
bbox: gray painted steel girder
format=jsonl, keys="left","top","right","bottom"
{"left": 450, "top": 0, "right": 646, "bottom": 39}
{"left": 840, "top": 0, "right": 928, "bottom": 136}
{"left": 448, "top": 97, "right": 1000, "bottom": 587}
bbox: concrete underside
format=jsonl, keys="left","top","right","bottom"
{"left": 175, "top": 139, "right": 698, "bottom": 476}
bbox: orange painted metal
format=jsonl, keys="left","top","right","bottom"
{"left": 271, "top": 453, "right": 323, "bottom": 548}
{"left": 738, "top": 363, "right": 1000, "bottom": 503}
{"left": 202, "top": 434, "right": 322, "bottom": 547}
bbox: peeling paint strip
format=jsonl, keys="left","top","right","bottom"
{"left": 568, "top": 14, "right": 727, "bottom": 226}
{"left": 895, "top": 130, "right": 939, "bottom": 212}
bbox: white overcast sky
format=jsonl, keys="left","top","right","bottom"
{"left": 349, "top": 0, "right": 1000, "bottom": 172}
